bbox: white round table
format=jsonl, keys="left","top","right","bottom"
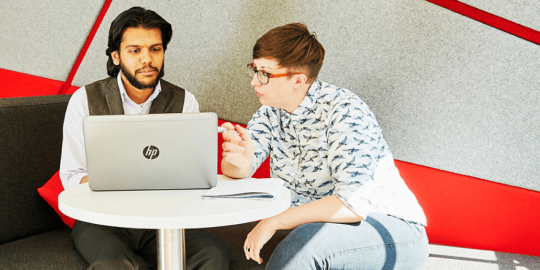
{"left": 58, "top": 177, "right": 291, "bottom": 270}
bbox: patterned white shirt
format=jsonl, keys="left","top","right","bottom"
{"left": 248, "top": 80, "right": 427, "bottom": 225}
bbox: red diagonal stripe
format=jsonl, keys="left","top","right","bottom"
{"left": 60, "top": 0, "right": 113, "bottom": 94}
{"left": 427, "top": 0, "right": 540, "bottom": 45}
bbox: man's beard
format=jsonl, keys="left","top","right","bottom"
{"left": 119, "top": 61, "right": 165, "bottom": 90}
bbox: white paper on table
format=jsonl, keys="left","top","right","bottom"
{"left": 202, "top": 178, "right": 284, "bottom": 200}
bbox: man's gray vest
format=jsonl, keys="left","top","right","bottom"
{"left": 86, "top": 77, "right": 185, "bottom": 115}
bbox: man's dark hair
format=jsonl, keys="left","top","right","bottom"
{"left": 106, "top": 6, "right": 172, "bottom": 77}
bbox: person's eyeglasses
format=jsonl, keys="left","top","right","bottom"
{"left": 247, "top": 63, "right": 301, "bottom": 85}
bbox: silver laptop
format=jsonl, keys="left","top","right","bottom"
{"left": 83, "top": 112, "right": 218, "bottom": 191}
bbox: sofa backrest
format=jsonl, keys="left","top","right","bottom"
{"left": 0, "top": 95, "right": 71, "bottom": 245}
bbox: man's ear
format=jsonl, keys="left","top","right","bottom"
{"left": 293, "top": 74, "right": 308, "bottom": 90}
{"left": 111, "top": 51, "right": 120, "bottom": 65}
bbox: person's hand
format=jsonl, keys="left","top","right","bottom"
{"left": 244, "top": 218, "right": 277, "bottom": 264}
{"left": 221, "top": 122, "right": 254, "bottom": 171}
{"left": 80, "top": 176, "right": 88, "bottom": 184}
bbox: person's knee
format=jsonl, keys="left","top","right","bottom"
{"left": 187, "top": 231, "right": 231, "bottom": 269}
{"left": 266, "top": 225, "right": 322, "bottom": 269}
{"left": 87, "top": 256, "right": 137, "bottom": 270}
{"left": 202, "top": 236, "right": 231, "bottom": 266}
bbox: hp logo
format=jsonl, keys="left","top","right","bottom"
{"left": 143, "top": 145, "right": 160, "bottom": 160}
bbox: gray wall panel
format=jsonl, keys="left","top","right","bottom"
{"left": 0, "top": 0, "right": 105, "bottom": 81}
{"left": 73, "top": 0, "right": 540, "bottom": 192}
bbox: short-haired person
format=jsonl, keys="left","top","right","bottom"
{"left": 60, "top": 7, "right": 230, "bottom": 270}
{"left": 221, "top": 23, "right": 428, "bottom": 269}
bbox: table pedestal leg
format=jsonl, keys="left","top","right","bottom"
{"left": 158, "top": 229, "right": 186, "bottom": 270}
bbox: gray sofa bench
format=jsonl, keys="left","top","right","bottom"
{"left": 1, "top": 95, "right": 539, "bottom": 270}
{"left": 0, "top": 95, "right": 87, "bottom": 269}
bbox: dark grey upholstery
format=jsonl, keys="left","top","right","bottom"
{"left": 0, "top": 95, "right": 88, "bottom": 269}
{"left": 0, "top": 95, "right": 71, "bottom": 245}
{"left": 0, "top": 228, "right": 86, "bottom": 270}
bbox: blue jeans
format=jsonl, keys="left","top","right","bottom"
{"left": 265, "top": 213, "right": 428, "bottom": 270}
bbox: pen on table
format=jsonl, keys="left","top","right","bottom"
{"left": 218, "top": 127, "right": 239, "bottom": 134}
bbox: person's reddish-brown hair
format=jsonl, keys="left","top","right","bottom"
{"left": 253, "top": 23, "right": 325, "bottom": 83}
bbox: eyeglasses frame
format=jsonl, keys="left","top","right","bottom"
{"left": 247, "top": 63, "right": 301, "bottom": 85}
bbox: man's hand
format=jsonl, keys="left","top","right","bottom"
{"left": 80, "top": 176, "right": 88, "bottom": 184}
{"left": 221, "top": 122, "right": 254, "bottom": 178}
{"left": 243, "top": 218, "right": 277, "bottom": 264}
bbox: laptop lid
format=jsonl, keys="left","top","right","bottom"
{"left": 83, "top": 112, "right": 218, "bottom": 191}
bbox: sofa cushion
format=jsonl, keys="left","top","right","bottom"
{"left": 37, "top": 171, "right": 75, "bottom": 229}
{"left": 0, "top": 95, "right": 71, "bottom": 245}
{"left": 0, "top": 228, "right": 87, "bottom": 270}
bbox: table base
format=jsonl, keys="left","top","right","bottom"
{"left": 158, "top": 229, "right": 186, "bottom": 270}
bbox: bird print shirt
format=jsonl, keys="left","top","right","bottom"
{"left": 247, "top": 80, "right": 427, "bottom": 225}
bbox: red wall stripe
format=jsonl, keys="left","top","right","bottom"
{"left": 427, "top": 0, "right": 540, "bottom": 45}
{"left": 0, "top": 69, "right": 75, "bottom": 98}
{"left": 396, "top": 160, "right": 540, "bottom": 257}
{"left": 59, "top": 0, "right": 113, "bottom": 94}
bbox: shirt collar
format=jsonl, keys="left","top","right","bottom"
{"left": 117, "top": 72, "right": 162, "bottom": 105}
{"left": 288, "top": 79, "right": 322, "bottom": 122}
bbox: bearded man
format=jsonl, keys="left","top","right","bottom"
{"left": 60, "top": 7, "right": 230, "bottom": 270}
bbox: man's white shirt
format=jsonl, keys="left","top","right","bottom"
{"left": 60, "top": 74, "right": 199, "bottom": 189}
